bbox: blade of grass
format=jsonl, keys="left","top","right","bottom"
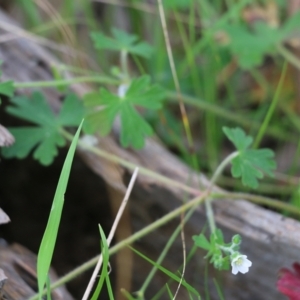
{"left": 213, "top": 278, "right": 225, "bottom": 300}
{"left": 16, "top": 0, "right": 42, "bottom": 27}
{"left": 36, "top": 119, "right": 84, "bottom": 300}
{"left": 90, "top": 225, "right": 110, "bottom": 300}
{"left": 253, "top": 61, "right": 288, "bottom": 148}
{"left": 105, "top": 273, "right": 114, "bottom": 300}
{"left": 129, "top": 246, "right": 200, "bottom": 298}
{"left": 82, "top": 167, "right": 139, "bottom": 300}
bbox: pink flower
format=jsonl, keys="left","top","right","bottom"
{"left": 277, "top": 263, "right": 300, "bottom": 300}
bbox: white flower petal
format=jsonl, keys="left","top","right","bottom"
{"left": 231, "top": 255, "right": 252, "bottom": 275}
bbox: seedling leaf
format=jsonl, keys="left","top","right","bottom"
{"left": 3, "top": 92, "right": 84, "bottom": 165}
{"left": 193, "top": 233, "right": 211, "bottom": 251}
{"left": 84, "top": 75, "right": 166, "bottom": 148}
{"left": 223, "top": 127, "right": 276, "bottom": 188}
{"left": 0, "top": 80, "right": 14, "bottom": 97}
{"left": 91, "top": 28, "right": 153, "bottom": 58}
{"left": 37, "top": 120, "right": 83, "bottom": 300}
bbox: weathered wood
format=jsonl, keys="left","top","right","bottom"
{"left": 0, "top": 8, "right": 297, "bottom": 299}
{"left": 0, "top": 242, "right": 74, "bottom": 300}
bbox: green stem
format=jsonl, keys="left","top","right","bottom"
{"left": 206, "top": 151, "right": 239, "bottom": 235}
{"left": 209, "top": 151, "right": 239, "bottom": 188}
{"left": 253, "top": 61, "right": 287, "bottom": 148}
{"left": 28, "top": 193, "right": 207, "bottom": 300}
{"left": 166, "top": 91, "right": 297, "bottom": 142}
{"left": 14, "top": 76, "right": 119, "bottom": 88}
{"left": 138, "top": 206, "right": 197, "bottom": 296}
{"left": 120, "top": 50, "right": 129, "bottom": 81}
{"left": 61, "top": 129, "right": 200, "bottom": 196}
{"left": 277, "top": 43, "right": 300, "bottom": 70}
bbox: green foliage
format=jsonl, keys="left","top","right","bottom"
{"left": 193, "top": 229, "right": 233, "bottom": 271}
{"left": 0, "top": 61, "right": 15, "bottom": 98}
{"left": 91, "top": 28, "right": 153, "bottom": 58}
{"left": 223, "top": 11, "right": 300, "bottom": 69}
{"left": 223, "top": 127, "right": 276, "bottom": 188}
{"left": 84, "top": 75, "right": 166, "bottom": 148}
{"left": 129, "top": 246, "right": 201, "bottom": 298}
{"left": 3, "top": 92, "right": 84, "bottom": 165}
{"left": 163, "top": 0, "right": 193, "bottom": 9}
{"left": 37, "top": 120, "right": 83, "bottom": 300}
{"left": 0, "top": 80, "right": 15, "bottom": 98}
{"left": 90, "top": 225, "right": 110, "bottom": 300}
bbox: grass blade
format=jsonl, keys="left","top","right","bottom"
{"left": 37, "top": 120, "right": 84, "bottom": 299}
{"left": 90, "top": 225, "right": 110, "bottom": 300}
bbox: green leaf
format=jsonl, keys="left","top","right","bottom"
{"left": 3, "top": 92, "right": 84, "bottom": 165}
{"left": 90, "top": 225, "right": 110, "bottom": 300}
{"left": 91, "top": 28, "right": 153, "bottom": 58}
{"left": 223, "top": 127, "right": 276, "bottom": 189}
{"left": 37, "top": 120, "right": 83, "bottom": 300}
{"left": 3, "top": 128, "right": 65, "bottom": 165}
{"left": 281, "top": 11, "right": 300, "bottom": 40}
{"left": 129, "top": 246, "right": 200, "bottom": 297}
{"left": 84, "top": 75, "right": 166, "bottom": 148}
{"left": 223, "top": 22, "right": 279, "bottom": 69}
{"left": 193, "top": 233, "right": 211, "bottom": 251}
{"left": 163, "top": 0, "right": 193, "bottom": 9}
{"left": 0, "top": 80, "right": 15, "bottom": 97}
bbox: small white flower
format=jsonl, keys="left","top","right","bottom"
{"left": 231, "top": 255, "right": 252, "bottom": 275}
{"left": 118, "top": 84, "right": 128, "bottom": 98}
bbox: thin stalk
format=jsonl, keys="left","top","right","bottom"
{"left": 166, "top": 91, "right": 297, "bottom": 142}
{"left": 14, "top": 76, "right": 119, "bottom": 88}
{"left": 210, "top": 152, "right": 239, "bottom": 188}
{"left": 137, "top": 206, "right": 196, "bottom": 296}
{"left": 120, "top": 50, "right": 129, "bottom": 81}
{"left": 205, "top": 151, "right": 239, "bottom": 235}
{"left": 29, "top": 192, "right": 208, "bottom": 300}
{"left": 253, "top": 61, "right": 287, "bottom": 148}
{"left": 82, "top": 168, "right": 139, "bottom": 300}
{"left": 277, "top": 43, "right": 300, "bottom": 71}
{"left": 157, "top": 0, "right": 199, "bottom": 172}
{"left": 61, "top": 129, "right": 200, "bottom": 196}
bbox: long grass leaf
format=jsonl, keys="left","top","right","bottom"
{"left": 37, "top": 120, "right": 84, "bottom": 299}
{"left": 90, "top": 225, "right": 110, "bottom": 300}
{"left": 129, "top": 246, "right": 200, "bottom": 298}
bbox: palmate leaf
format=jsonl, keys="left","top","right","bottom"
{"left": 91, "top": 28, "right": 153, "bottom": 58}
{"left": 223, "top": 12, "right": 300, "bottom": 69}
{"left": 223, "top": 127, "right": 276, "bottom": 189}
{"left": 0, "top": 80, "right": 15, "bottom": 98}
{"left": 3, "top": 92, "right": 84, "bottom": 165}
{"left": 84, "top": 75, "right": 166, "bottom": 148}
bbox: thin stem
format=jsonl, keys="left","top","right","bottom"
{"left": 253, "top": 61, "right": 287, "bottom": 149}
{"left": 205, "top": 151, "right": 239, "bottom": 235}
{"left": 14, "top": 76, "right": 119, "bottom": 88}
{"left": 210, "top": 151, "right": 239, "bottom": 188}
{"left": 166, "top": 91, "right": 297, "bottom": 142}
{"left": 277, "top": 43, "right": 300, "bottom": 71}
{"left": 138, "top": 206, "right": 196, "bottom": 296}
{"left": 157, "top": 0, "right": 199, "bottom": 172}
{"left": 120, "top": 50, "right": 129, "bottom": 81}
{"left": 61, "top": 129, "right": 201, "bottom": 196}
{"left": 29, "top": 192, "right": 208, "bottom": 300}
{"left": 205, "top": 197, "right": 216, "bottom": 235}
{"left": 81, "top": 168, "right": 139, "bottom": 300}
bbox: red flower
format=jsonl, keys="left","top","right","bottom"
{"left": 277, "top": 263, "right": 300, "bottom": 300}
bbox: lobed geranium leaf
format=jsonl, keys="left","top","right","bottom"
{"left": 84, "top": 75, "right": 166, "bottom": 148}
{"left": 91, "top": 28, "right": 153, "bottom": 59}
{"left": 3, "top": 92, "right": 84, "bottom": 165}
{"left": 223, "top": 127, "right": 276, "bottom": 189}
